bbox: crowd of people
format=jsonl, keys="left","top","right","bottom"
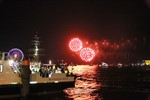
{"left": 38, "top": 64, "right": 72, "bottom": 77}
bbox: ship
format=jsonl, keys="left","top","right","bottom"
{"left": 28, "top": 33, "right": 74, "bottom": 84}
{"left": 0, "top": 33, "right": 74, "bottom": 85}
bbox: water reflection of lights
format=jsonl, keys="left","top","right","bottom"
{"left": 75, "top": 77, "right": 101, "bottom": 89}
{"left": 67, "top": 65, "right": 98, "bottom": 76}
{"left": 66, "top": 92, "right": 101, "bottom": 100}
{"left": 64, "top": 88, "right": 97, "bottom": 95}
{"left": 64, "top": 65, "right": 101, "bottom": 100}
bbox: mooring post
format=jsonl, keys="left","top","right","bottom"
{"left": 20, "top": 59, "right": 30, "bottom": 100}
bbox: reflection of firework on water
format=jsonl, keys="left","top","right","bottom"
{"left": 64, "top": 88, "right": 97, "bottom": 95}
{"left": 75, "top": 77, "right": 101, "bottom": 89}
{"left": 69, "top": 38, "right": 83, "bottom": 52}
{"left": 72, "top": 93, "right": 101, "bottom": 100}
{"left": 64, "top": 65, "right": 101, "bottom": 99}
{"left": 68, "top": 65, "right": 98, "bottom": 76}
{"left": 64, "top": 88, "right": 101, "bottom": 100}
{"left": 80, "top": 47, "right": 95, "bottom": 62}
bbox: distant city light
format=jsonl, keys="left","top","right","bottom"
{"left": 69, "top": 38, "right": 83, "bottom": 52}
{"left": 49, "top": 60, "right": 52, "bottom": 65}
{"left": 80, "top": 47, "right": 95, "bottom": 62}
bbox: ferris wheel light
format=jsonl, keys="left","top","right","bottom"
{"left": 14, "top": 54, "right": 17, "bottom": 58}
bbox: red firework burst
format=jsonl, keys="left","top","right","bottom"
{"left": 80, "top": 47, "right": 95, "bottom": 62}
{"left": 69, "top": 38, "right": 83, "bottom": 52}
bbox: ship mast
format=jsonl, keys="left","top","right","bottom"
{"left": 28, "top": 32, "right": 43, "bottom": 62}
{"left": 33, "top": 34, "right": 40, "bottom": 61}
{"left": 28, "top": 32, "right": 45, "bottom": 62}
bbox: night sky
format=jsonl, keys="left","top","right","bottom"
{"left": 0, "top": 0, "right": 150, "bottom": 63}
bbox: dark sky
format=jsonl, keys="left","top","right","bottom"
{"left": 0, "top": 0, "right": 150, "bottom": 62}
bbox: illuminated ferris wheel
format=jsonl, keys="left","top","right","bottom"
{"left": 8, "top": 48, "right": 24, "bottom": 61}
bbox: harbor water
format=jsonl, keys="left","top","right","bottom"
{"left": 1, "top": 65, "right": 150, "bottom": 100}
